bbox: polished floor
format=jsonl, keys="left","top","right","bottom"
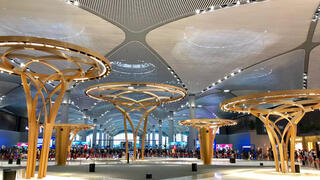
{"left": 1, "top": 158, "right": 320, "bottom": 180}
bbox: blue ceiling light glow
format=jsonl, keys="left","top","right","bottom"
{"left": 110, "top": 60, "right": 156, "bottom": 75}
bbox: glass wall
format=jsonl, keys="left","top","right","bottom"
{"left": 113, "top": 133, "right": 140, "bottom": 148}
{"left": 146, "top": 133, "right": 169, "bottom": 147}
{"left": 85, "top": 132, "right": 106, "bottom": 147}
{"left": 86, "top": 133, "right": 93, "bottom": 147}
{"left": 175, "top": 133, "right": 187, "bottom": 142}
{"left": 85, "top": 132, "right": 187, "bottom": 149}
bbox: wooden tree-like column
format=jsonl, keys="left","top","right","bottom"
{"left": 85, "top": 82, "right": 186, "bottom": 160}
{"left": 0, "top": 36, "right": 111, "bottom": 179}
{"left": 221, "top": 89, "right": 320, "bottom": 173}
{"left": 179, "top": 119, "right": 237, "bottom": 165}
{"left": 54, "top": 124, "right": 93, "bottom": 165}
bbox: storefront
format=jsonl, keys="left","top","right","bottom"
{"left": 296, "top": 135, "right": 320, "bottom": 151}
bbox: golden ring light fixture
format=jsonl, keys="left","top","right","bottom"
{"left": 221, "top": 89, "right": 320, "bottom": 173}
{"left": 85, "top": 82, "right": 186, "bottom": 160}
{"left": 179, "top": 119, "right": 237, "bottom": 165}
{"left": 179, "top": 119, "right": 237, "bottom": 129}
{"left": 0, "top": 36, "right": 111, "bottom": 178}
{"left": 0, "top": 36, "right": 110, "bottom": 81}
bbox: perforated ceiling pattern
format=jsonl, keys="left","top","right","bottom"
{"left": 68, "top": 41, "right": 182, "bottom": 111}
{"left": 107, "top": 41, "right": 181, "bottom": 84}
{"left": 78, "top": 0, "right": 236, "bottom": 32}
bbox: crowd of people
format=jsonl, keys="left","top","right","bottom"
{"left": 296, "top": 149, "right": 320, "bottom": 169}
{"left": 1, "top": 145, "right": 319, "bottom": 169}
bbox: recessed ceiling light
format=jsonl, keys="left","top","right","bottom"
{"left": 224, "top": 89, "right": 230, "bottom": 93}
{"left": 66, "top": 0, "right": 72, "bottom": 5}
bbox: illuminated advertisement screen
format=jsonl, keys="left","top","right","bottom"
{"left": 216, "top": 144, "right": 233, "bottom": 150}
{"left": 17, "top": 143, "right": 28, "bottom": 147}
{"left": 72, "top": 141, "right": 89, "bottom": 145}
{"left": 169, "top": 142, "right": 187, "bottom": 146}
{"left": 196, "top": 138, "right": 200, "bottom": 149}
{"left": 216, "top": 128, "right": 220, "bottom": 135}
{"left": 37, "top": 137, "right": 55, "bottom": 148}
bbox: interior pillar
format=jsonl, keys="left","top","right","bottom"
{"left": 55, "top": 127, "right": 70, "bottom": 166}
{"left": 168, "top": 111, "right": 174, "bottom": 149}
{"left": 148, "top": 130, "right": 151, "bottom": 147}
{"left": 98, "top": 125, "right": 102, "bottom": 148}
{"left": 159, "top": 120, "right": 163, "bottom": 149}
{"left": 152, "top": 125, "right": 156, "bottom": 148}
{"left": 187, "top": 94, "right": 197, "bottom": 151}
{"left": 199, "top": 128, "right": 212, "bottom": 165}
{"left": 60, "top": 90, "right": 71, "bottom": 124}
{"left": 81, "top": 114, "right": 89, "bottom": 142}
{"left": 92, "top": 119, "right": 97, "bottom": 148}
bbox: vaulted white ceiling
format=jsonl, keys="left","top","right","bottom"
{"left": 147, "top": 0, "right": 317, "bottom": 92}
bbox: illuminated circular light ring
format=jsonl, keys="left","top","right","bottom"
{"left": 221, "top": 89, "right": 320, "bottom": 113}
{"left": 179, "top": 119, "right": 237, "bottom": 165}
{"left": 85, "top": 82, "right": 186, "bottom": 107}
{"left": 220, "top": 89, "right": 320, "bottom": 173}
{"left": 85, "top": 82, "right": 186, "bottom": 160}
{"left": 110, "top": 61, "right": 156, "bottom": 75}
{"left": 179, "top": 119, "right": 237, "bottom": 129}
{"left": 0, "top": 36, "right": 111, "bottom": 81}
{"left": 53, "top": 123, "right": 94, "bottom": 129}
{"left": 0, "top": 36, "right": 111, "bottom": 179}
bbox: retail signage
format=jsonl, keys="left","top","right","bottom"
{"left": 72, "top": 141, "right": 89, "bottom": 145}
{"left": 169, "top": 142, "right": 187, "bottom": 146}
{"left": 37, "top": 137, "right": 55, "bottom": 148}
{"left": 17, "top": 143, "right": 28, "bottom": 147}
{"left": 216, "top": 144, "right": 233, "bottom": 149}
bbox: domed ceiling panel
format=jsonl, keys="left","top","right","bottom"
{"left": 196, "top": 92, "right": 236, "bottom": 118}
{"left": 0, "top": 0, "right": 125, "bottom": 55}
{"left": 0, "top": 81, "right": 20, "bottom": 96}
{"left": 214, "top": 49, "right": 305, "bottom": 91}
{"left": 147, "top": 0, "right": 316, "bottom": 93}
{"left": 308, "top": 45, "right": 320, "bottom": 89}
{"left": 312, "top": 18, "right": 320, "bottom": 42}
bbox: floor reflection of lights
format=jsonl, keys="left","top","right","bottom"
{"left": 133, "top": 158, "right": 275, "bottom": 166}
{"left": 166, "top": 168, "right": 320, "bottom": 180}
{"left": 225, "top": 168, "right": 320, "bottom": 180}
{"left": 2, "top": 159, "right": 320, "bottom": 180}
{"left": 22, "top": 174, "right": 123, "bottom": 180}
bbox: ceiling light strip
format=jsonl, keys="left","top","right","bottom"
{"left": 195, "top": 0, "right": 268, "bottom": 15}
{"left": 201, "top": 68, "right": 242, "bottom": 93}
